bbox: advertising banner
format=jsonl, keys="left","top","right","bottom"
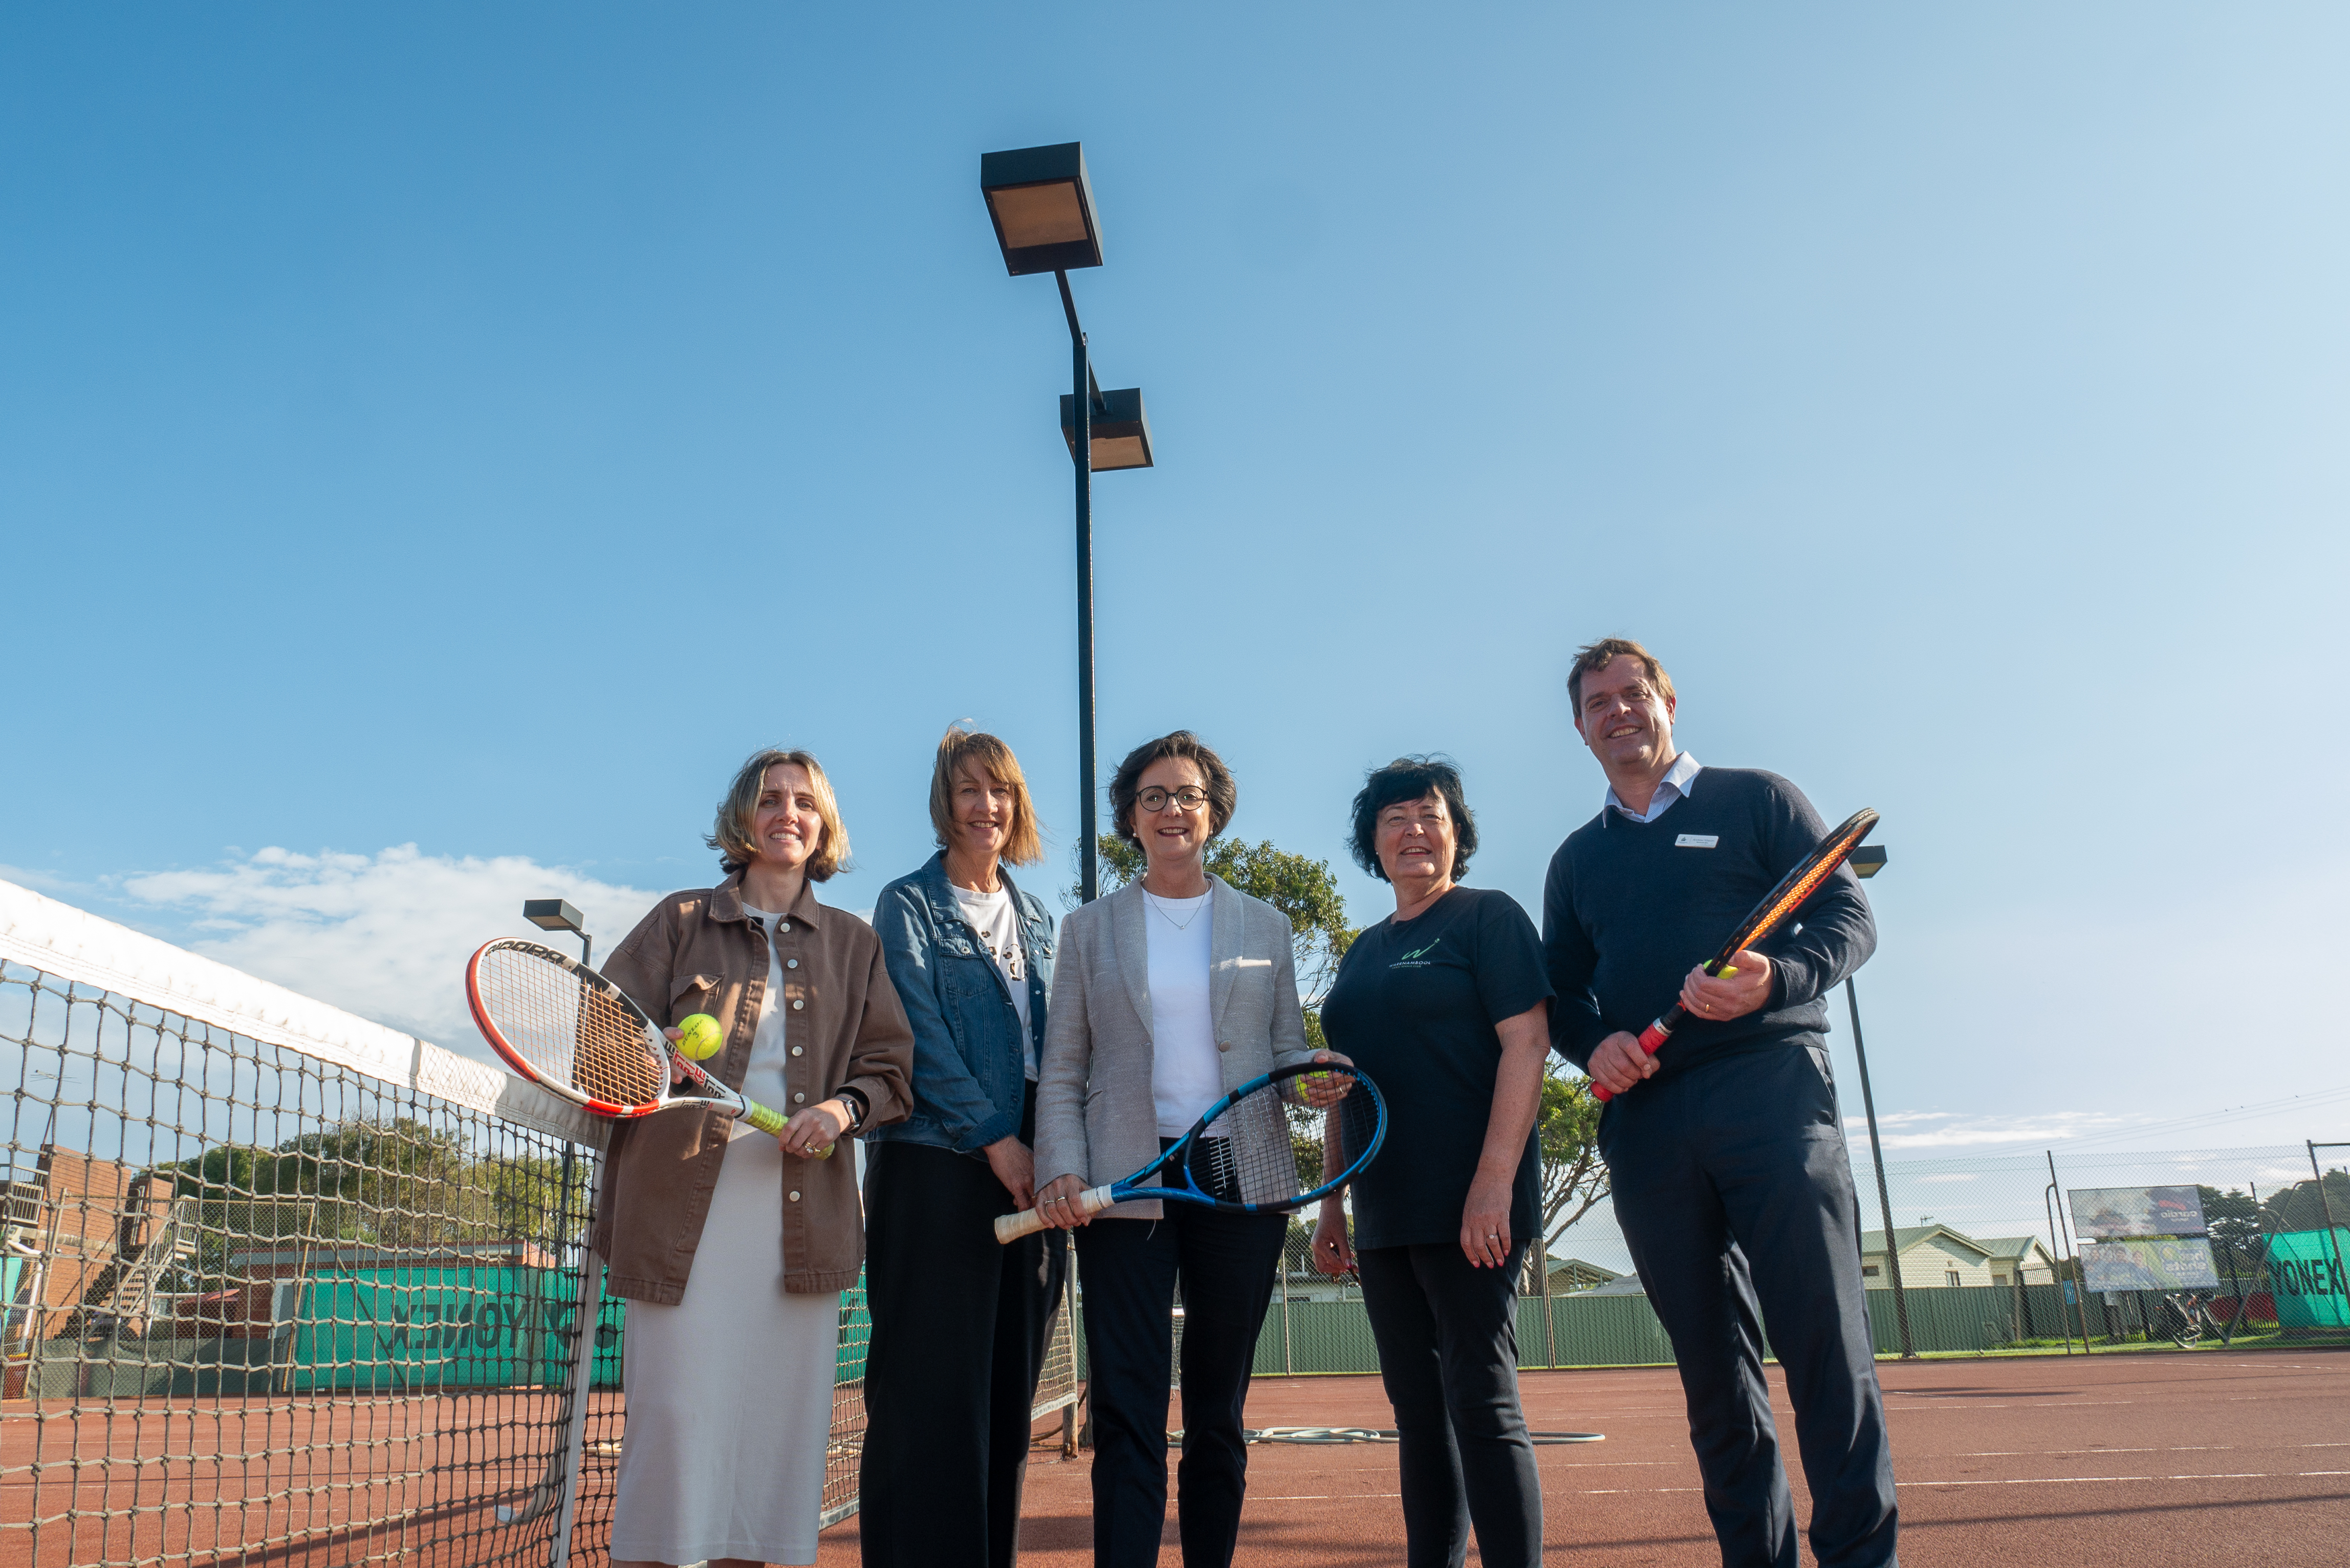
{"left": 285, "top": 1265, "right": 862, "bottom": 1390}
{"left": 288, "top": 1266, "right": 604, "bottom": 1391}
{"left": 2069, "top": 1186, "right": 2207, "bottom": 1240}
{"left": 2077, "top": 1236, "right": 2220, "bottom": 1292}
{"left": 2264, "top": 1229, "right": 2350, "bottom": 1330}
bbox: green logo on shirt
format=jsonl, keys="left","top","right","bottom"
{"left": 1391, "top": 936, "right": 1445, "bottom": 969}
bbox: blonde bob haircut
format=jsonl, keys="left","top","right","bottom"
{"left": 707, "top": 747, "right": 851, "bottom": 881}
{"left": 928, "top": 726, "right": 1045, "bottom": 867}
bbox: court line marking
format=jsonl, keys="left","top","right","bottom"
{"left": 1903, "top": 1472, "right": 2345, "bottom": 1488}
{"left": 1951, "top": 1443, "right": 2350, "bottom": 1458}
{"left": 1249, "top": 1472, "right": 2350, "bottom": 1505}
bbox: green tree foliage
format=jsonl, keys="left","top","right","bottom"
{"left": 157, "top": 1119, "right": 580, "bottom": 1284}
{"left": 1537, "top": 1064, "right": 1609, "bottom": 1247}
{"left": 2256, "top": 1167, "right": 2350, "bottom": 1236}
{"left": 2195, "top": 1184, "right": 2267, "bottom": 1276}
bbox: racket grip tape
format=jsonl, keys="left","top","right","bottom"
{"left": 993, "top": 1183, "right": 1116, "bottom": 1245}
{"left": 1591, "top": 1015, "right": 1677, "bottom": 1103}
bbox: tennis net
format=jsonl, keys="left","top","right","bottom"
{"left": 0, "top": 878, "right": 1089, "bottom": 1566}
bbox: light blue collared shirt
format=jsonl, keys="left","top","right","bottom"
{"left": 1604, "top": 752, "right": 1702, "bottom": 825}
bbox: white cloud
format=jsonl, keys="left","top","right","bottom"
{"left": 118, "top": 846, "right": 662, "bottom": 1063}
{"left": 1847, "top": 1108, "right": 2144, "bottom": 1150}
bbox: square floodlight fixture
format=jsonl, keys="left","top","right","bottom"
{"left": 981, "top": 142, "right": 1103, "bottom": 275}
{"left": 1849, "top": 846, "right": 1887, "bottom": 880}
{"left": 523, "top": 898, "right": 588, "bottom": 936}
{"left": 1060, "top": 387, "right": 1154, "bottom": 471}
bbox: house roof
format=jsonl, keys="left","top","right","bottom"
{"left": 1973, "top": 1236, "right": 2053, "bottom": 1262}
{"left": 1546, "top": 1256, "right": 1621, "bottom": 1286}
{"left": 1859, "top": 1225, "right": 1993, "bottom": 1261}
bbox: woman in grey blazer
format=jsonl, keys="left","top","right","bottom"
{"left": 1034, "top": 730, "right": 1340, "bottom": 1568}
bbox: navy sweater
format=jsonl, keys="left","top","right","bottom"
{"left": 1541, "top": 766, "right": 1876, "bottom": 1076}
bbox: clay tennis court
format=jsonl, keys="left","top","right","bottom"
{"left": 3, "top": 1352, "right": 2341, "bottom": 1564}
{"left": 816, "top": 1351, "right": 2350, "bottom": 1567}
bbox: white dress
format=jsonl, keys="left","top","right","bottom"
{"left": 609, "top": 906, "right": 840, "bottom": 1566}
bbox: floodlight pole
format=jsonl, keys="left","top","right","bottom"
{"left": 1845, "top": 977, "right": 1916, "bottom": 1360}
{"left": 1058, "top": 269, "right": 1101, "bottom": 905}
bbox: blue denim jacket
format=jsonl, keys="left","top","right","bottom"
{"left": 866, "top": 853, "right": 1054, "bottom": 1155}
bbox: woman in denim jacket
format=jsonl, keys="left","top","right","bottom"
{"left": 860, "top": 726, "right": 1062, "bottom": 1568}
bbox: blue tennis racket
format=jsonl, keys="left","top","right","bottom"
{"left": 995, "top": 1060, "right": 1387, "bottom": 1243}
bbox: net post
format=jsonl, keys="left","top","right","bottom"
{"left": 546, "top": 1154, "right": 605, "bottom": 1568}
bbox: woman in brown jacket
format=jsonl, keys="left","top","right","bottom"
{"left": 598, "top": 747, "right": 913, "bottom": 1568}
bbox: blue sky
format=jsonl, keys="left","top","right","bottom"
{"left": 5, "top": 5, "right": 2347, "bottom": 1159}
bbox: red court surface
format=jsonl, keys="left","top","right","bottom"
{"left": 3, "top": 1354, "right": 2341, "bottom": 1565}
{"left": 823, "top": 1352, "right": 2350, "bottom": 1567}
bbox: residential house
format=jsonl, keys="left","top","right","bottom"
{"left": 1859, "top": 1225, "right": 2001, "bottom": 1289}
{"left": 1974, "top": 1236, "right": 2059, "bottom": 1288}
{"left": 1544, "top": 1257, "right": 1621, "bottom": 1294}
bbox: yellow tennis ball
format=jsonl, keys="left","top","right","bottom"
{"left": 676, "top": 1013, "right": 724, "bottom": 1060}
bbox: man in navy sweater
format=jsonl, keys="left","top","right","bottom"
{"left": 1543, "top": 638, "right": 1897, "bottom": 1568}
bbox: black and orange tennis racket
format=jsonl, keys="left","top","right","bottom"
{"left": 1593, "top": 807, "right": 1879, "bottom": 1102}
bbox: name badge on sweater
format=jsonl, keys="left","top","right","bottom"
{"left": 1676, "top": 834, "right": 1719, "bottom": 848}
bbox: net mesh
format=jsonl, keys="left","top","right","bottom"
{"left": 471, "top": 943, "right": 666, "bottom": 1112}
{"left": 0, "top": 885, "right": 1087, "bottom": 1566}
{"left": 0, "top": 960, "right": 602, "bottom": 1567}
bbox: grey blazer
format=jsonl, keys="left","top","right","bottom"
{"left": 1034, "top": 875, "right": 1313, "bottom": 1219}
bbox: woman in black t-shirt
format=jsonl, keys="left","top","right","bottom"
{"left": 1313, "top": 756, "right": 1553, "bottom": 1568}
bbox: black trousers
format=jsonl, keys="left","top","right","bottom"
{"left": 1357, "top": 1242, "right": 1544, "bottom": 1568}
{"left": 1073, "top": 1203, "right": 1286, "bottom": 1568}
{"left": 1603, "top": 1047, "right": 1899, "bottom": 1568}
{"left": 860, "top": 1092, "right": 1068, "bottom": 1568}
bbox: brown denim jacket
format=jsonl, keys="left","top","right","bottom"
{"left": 591, "top": 874, "right": 912, "bottom": 1300}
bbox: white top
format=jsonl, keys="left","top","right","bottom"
{"left": 950, "top": 882, "right": 1035, "bottom": 1080}
{"left": 1143, "top": 888, "right": 1220, "bottom": 1136}
{"left": 739, "top": 905, "right": 794, "bottom": 1139}
{"left": 1604, "top": 751, "right": 1703, "bottom": 824}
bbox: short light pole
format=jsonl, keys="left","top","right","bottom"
{"left": 523, "top": 900, "right": 593, "bottom": 970}
{"left": 979, "top": 141, "right": 1155, "bottom": 905}
{"left": 1846, "top": 845, "right": 1916, "bottom": 1360}
{"left": 517, "top": 895, "right": 599, "bottom": 1567}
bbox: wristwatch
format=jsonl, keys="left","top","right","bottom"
{"left": 836, "top": 1087, "right": 869, "bottom": 1133}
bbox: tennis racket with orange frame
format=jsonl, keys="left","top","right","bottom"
{"left": 1593, "top": 807, "right": 1880, "bottom": 1102}
{"left": 467, "top": 937, "right": 831, "bottom": 1156}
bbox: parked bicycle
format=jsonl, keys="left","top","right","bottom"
{"left": 2156, "top": 1290, "right": 2225, "bottom": 1348}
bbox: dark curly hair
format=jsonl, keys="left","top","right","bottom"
{"left": 1108, "top": 731, "right": 1236, "bottom": 849}
{"left": 1347, "top": 756, "right": 1476, "bottom": 883}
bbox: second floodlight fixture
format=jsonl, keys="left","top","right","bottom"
{"left": 980, "top": 142, "right": 1104, "bottom": 275}
{"left": 1849, "top": 846, "right": 1887, "bottom": 880}
{"left": 1060, "top": 386, "right": 1154, "bottom": 471}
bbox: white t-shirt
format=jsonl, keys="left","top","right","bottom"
{"left": 737, "top": 905, "right": 793, "bottom": 1143}
{"left": 1143, "top": 889, "right": 1220, "bottom": 1136}
{"left": 951, "top": 882, "right": 1036, "bottom": 1081}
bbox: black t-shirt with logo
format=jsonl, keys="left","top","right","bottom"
{"left": 1320, "top": 886, "right": 1554, "bottom": 1252}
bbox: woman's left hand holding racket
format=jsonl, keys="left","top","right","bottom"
{"left": 657, "top": 1028, "right": 842, "bottom": 1159}
{"left": 468, "top": 937, "right": 840, "bottom": 1156}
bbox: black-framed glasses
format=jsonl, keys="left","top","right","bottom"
{"left": 1137, "top": 786, "right": 1209, "bottom": 814}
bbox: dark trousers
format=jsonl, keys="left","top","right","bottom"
{"left": 1603, "top": 1047, "right": 1899, "bottom": 1568}
{"left": 860, "top": 1093, "right": 1068, "bottom": 1568}
{"left": 1074, "top": 1203, "right": 1286, "bottom": 1568}
{"left": 1357, "top": 1242, "right": 1544, "bottom": 1568}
